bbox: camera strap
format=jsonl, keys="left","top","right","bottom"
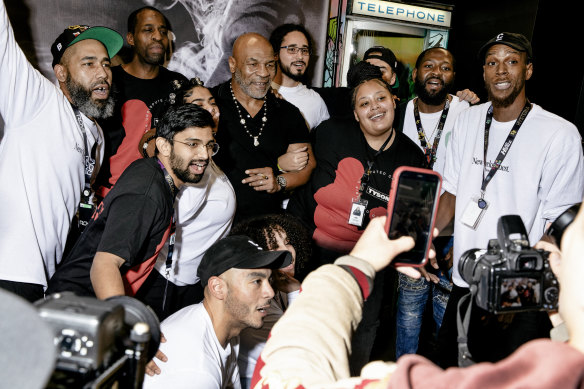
{"left": 479, "top": 101, "right": 531, "bottom": 207}
{"left": 413, "top": 97, "right": 450, "bottom": 169}
{"left": 457, "top": 286, "right": 478, "bottom": 367}
{"left": 156, "top": 159, "right": 179, "bottom": 311}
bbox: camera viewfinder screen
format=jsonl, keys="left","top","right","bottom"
{"left": 498, "top": 276, "right": 542, "bottom": 310}
{"left": 388, "top": 172, "right": 439, "bottom": 264}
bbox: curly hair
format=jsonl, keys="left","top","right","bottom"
{"left": 231, "top": 213, "right": 311, "bottom": 272}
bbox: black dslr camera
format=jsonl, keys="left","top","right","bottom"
{"left": 36, "top": 292, "right": 161, "bottom": 389}
{"left": 458, "top": 215, "right": 558, "bottom": 314}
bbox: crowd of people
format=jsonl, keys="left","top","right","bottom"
{"left": 1, "top": 1, "right": 584, "bottom": 388}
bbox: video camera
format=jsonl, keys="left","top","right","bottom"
{"left": 36, "top": 292, "right": 161, "bottom": 389}
{"left": 458, "top": 215, "right": 558, "bottom": 314}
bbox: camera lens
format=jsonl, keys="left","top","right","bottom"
{"left": 547, "top": 203, "right": 580, "bottom": 247}
{"left": 458, "top": 249, "right": 482, "bottom": 285}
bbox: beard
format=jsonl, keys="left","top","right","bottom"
{"left": 66, "top": 75, "right": 115, "bottom": 120}
{"left": 234, "top": 68, "right": 269, "bottom": 99}
{"left": 486, "top": 77, "right": 525, "bottom": 109}
{"left": 169, "top": 148, "right": 206, "bottom": 184}
{"left": 414, "top": 76, "right": 453, "bottom": 106}
{"left": 279, "top": 60, "right": 306, "bottom": 83}
{"left": 225, "top": 288, "right": 263, "bottom": 329}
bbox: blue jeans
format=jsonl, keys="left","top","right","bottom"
{"left": 395, "top": 271, "right": 451, "bottom": 359}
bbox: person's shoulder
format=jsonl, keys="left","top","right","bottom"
{"left": 404, "top": 98, "right": 415, "bottom": 111}
{"left": 269, "top": 91, "right": 301, "bottom": 112}
{"left": 529, "top": 104, "right": 580, "bottom": 135}
{"left": 158, "top": 66, "right": 187, "bottom": 83}
{"left": 111, "top": 158, "right": 166, "bottom": 197}
{"left": 449, "top": 95, "right": 470, "bottom": 109}
{"left": 395, "top": 131, "right": 424, "bottom": 154}
{"left": 314, "top": 117, "right": 357, "bottom": 137}
{"left": 122, "top": 157, "right": 160, "bottom": 176}
{"left": 111, "top": 65, "right": 125, "bottom": 77}
{"left": 209, "top": 81, "right": 230, "bottom": 101}
{"left": 161, "top": 302, "right": 206, "bottom": 332}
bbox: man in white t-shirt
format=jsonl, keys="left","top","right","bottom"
{"left": 396, "top": 47, "right": 469, "bottom": 359}
{"left": 269, "top": 23, "right": 329, "bottom": 132}
{"left": 0, "top": 0, "right": 123, "bottom": 302}
{"left": 434, "top": 32, "right": 584, "bottom": 367}
{"left": 143, "top": 235, "right": 292, "bottom": 388}
{"left": 146, "top": 161, "right": 236, "bottom": 320}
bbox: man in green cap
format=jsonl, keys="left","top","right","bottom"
{"left": 0, "top": 0, "right": 123, "bottom": 302}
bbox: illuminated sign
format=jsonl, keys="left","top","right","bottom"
{"left": 352, "top": 0, "right": 451, "bottom": 28}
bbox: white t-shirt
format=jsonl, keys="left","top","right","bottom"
{"left": 238, "top": 289, "right": 299, "bottom": 379}
{"left": 154, "top": 161, "right": 236, "bottom": 285}
{"left": 402, "top": 95, "right": 469, "bottom": 177}
{"left": 443, "top": 102, "right": 584, "bottom": 287}
{"left": 143, "top": 303, "right": 241, "bottom": 389}
{"left": 272, "top": 82, "right": 330, "bottom": 130}
{"left": 0, "top": 2, "right": 104, "bottom": 288}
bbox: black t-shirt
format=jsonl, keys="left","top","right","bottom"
{"left": 47, "top": 157, "right": 174, "bottom": 297}
{"left": 96, "top": 66, "right": 187, "bottom": 193}
{"left": 288, "top": 117, "right": 425, "bottom": 251}
{"left": 211, "top": 81, "right": 310, "bottom": 222}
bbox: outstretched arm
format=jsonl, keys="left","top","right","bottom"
{"left": 252, "top": 217, "right": 415, "bottom": 388}
{"left": 0, "top": 0, "right": 52, "bottom": 128}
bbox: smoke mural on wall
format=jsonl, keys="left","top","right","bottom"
{"left": 5, "top": 0, "right": 329, "bottom": 87}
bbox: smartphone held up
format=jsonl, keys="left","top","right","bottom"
{"left": 385, "top": 166, "right": 442, "bottom": 267}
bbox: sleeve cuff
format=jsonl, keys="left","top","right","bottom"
{"left": 334, "top": 255, "right": 376, "bottom": 300}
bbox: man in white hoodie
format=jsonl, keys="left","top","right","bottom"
{"left": 0, "top": 0, "right": 123, "bottom": 301}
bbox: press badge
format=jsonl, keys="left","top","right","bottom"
{"left": 461, "top": 195, "right": 489, "bottom": 230}
{"left": 348, "top": 198, "right": 368, "bottom": 227}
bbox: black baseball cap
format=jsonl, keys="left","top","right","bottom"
{"left": 51, "top": 25, "right": 123, "bottom": 67}
{"left": 363, "top": 46, "right": 399, "bottom": 88}
{"left": 197, "top": 235, "right": 293, "bottom": 286}
{"left": 478, "top": 32, "right": 533, "bottom": 62}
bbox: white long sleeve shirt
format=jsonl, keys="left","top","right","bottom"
{"left": 0, "top": 1, "right": 103, "bottom": 288}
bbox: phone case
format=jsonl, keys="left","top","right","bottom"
{"left": 385, "top": 166, "right": 442, "bottom": 267}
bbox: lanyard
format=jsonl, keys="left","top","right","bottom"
{"left": 479, "top": 101, "right": 532, "bottom": 204}
{"left": 358, "top": 129, "right": 394, "bottom": 196}
{"left": 71, "top": 106, "right": 96, "bottom": 203}
{"left": 157, "top": 159, "right": 178, "bottom": 311}
{"left": 413, "top": 98, "right": 450, "bottom": 169}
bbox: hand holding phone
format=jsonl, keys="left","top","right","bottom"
{"left": 385, "top": 166, "right": 442, "bottom": 267}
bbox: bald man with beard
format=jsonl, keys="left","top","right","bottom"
{"left": 211, "top": 33, "right": 315, "bottom": 223}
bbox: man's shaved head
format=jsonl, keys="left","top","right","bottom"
{"left": 229, "top": 33, "right": 276, "bottom": 99}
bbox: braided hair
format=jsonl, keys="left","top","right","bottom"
{"left": 347, "top": 61, "right": 393, "bottom": 109}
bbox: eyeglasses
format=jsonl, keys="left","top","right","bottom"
{"left": 173, "top": 139, "right": 220, "bottom": 156}
{"left": 280, "top": 46, "right": 311, "bottom": 56}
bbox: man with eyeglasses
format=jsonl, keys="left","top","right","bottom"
{"left": 269, "top": 24, "right": 330, "bottom": 132}
{"left": 47, "top": 104, "right": 218, "bottom": 320}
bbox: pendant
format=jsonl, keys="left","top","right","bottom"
{"left": 253, "top": 137, "right": 259, "bottom": 147}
